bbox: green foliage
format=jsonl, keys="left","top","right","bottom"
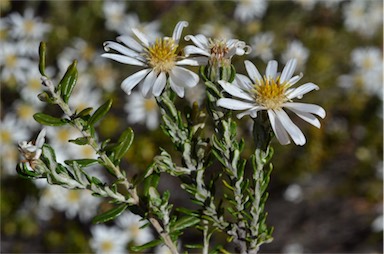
{"left": 92, "top": 204, "right": 129, "bottom": 224}
{"left": 33, "top": 113, "right": 69, "bottom": 126}
{"left": 58, "top": 60, "right": 78, "bottom": 103}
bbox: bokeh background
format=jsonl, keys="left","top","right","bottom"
{"left": 1, "top": 0, "right": 383, "bottom": 253}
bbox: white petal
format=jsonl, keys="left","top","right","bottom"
{"left": 280, "top": 59, "right": 297, "bottom": 83}
{"left": 101, "top": 53, "right": 146, "bottom": 66}
{"left": 141, "top": 70, "right": 157, "bottom": 97}
{"left": 170, "top": 66, "right": 199, "bottom": 88}
{"left": 103, "top": 41, "right": 138, "bottom": 57}
{"left": 267, "top": 109, "right": 291, "bottom": 145}
{"left": 217, "top": 98, "right": 254, "bottom": 110}
{"left": 244, "top": 60, "right": 263, "bottom": 84}
{"left": 169, "top": 78, "right": 185, "bottom": 97}
{"left": 288, "top": 108, "right": 321, "bottom": 128}
{"left": 172, "top": 21, "right": 188, "bottom": 43}
{"left": 237, "top": 106, "right": 264, "bottom": 119}
{"left": 283, "top": 102, "right": 326, "bottom": 118}
{"left": 235, "top": 74, "right": 253, "bottom": 90}
{"left": 132, "top": 28, "right": 150, "bottom": 47}
{"left": 274, "top": 109, "right": 306, "bottom": 146}
{"left": 177, "top": 57, "right": 208, "bottom": 66}
{"left": 35, "top": 128, "right": 46, "bottom": 148}
{"left": 217, "top": 80, "right": 254, "bottom": 101}
{"left": 121, "top": 69, "right": 151, "bottom": 95}
{"left": 184, "top": 34, "right": 209, "bottom": 49}
{"left": 152, "top": 72, "right": 167, "bottom": 96}
{"left": 287, "top": 73, "right": 303, "bottom": 86}
{"left": 117, "top": 35, "right": 144, "bottom": 52}
{"left": 266, "top": 60, "right": 278, "bottom": 79}
{"left": 184, "top": 45, "right": 210, "bottom": 57}
{"left": 286, "top": 83, "right": 319, "bottom": 99}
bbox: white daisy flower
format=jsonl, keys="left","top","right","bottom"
{"left": 184, "top": 34, "right": 251, "bottom": 67}
{"left": 18, "top": 128, "right": 46, "bottom": 171}
{"left": 102, "top": 0, "right": 128, "bottom": 32}
{"left": 124, "top": 92, "right": 159, "bottom": 130}
{"left": 343, "top": 0, "right": 383, "bottom": 38}
{"left": 0, "top": 112, "right": 30, "bottom": 154}
{"left": 102, "top": 21, "right": 199, "bottom": 98}
{"left": 281, "top": 40, "right": 309, "bottom": 71}
{"left": 90, "top": 224, "right": 129, "bottom": 254}
{"left": 5, "top": 8, "right": 51, "bottom": 40}
{"left": 13, "top": 100, "right": 42, "bottom": 130}
{"left": 116, "top": 211, "right": 153, "bottom": 246}
{"left": 217, "top": 59, "right": 326, "bottom": 146}
{"left": 234, "top": 0, "right": 268, "bottom": 23}
{"left": 351, "top": 47, "right": 382, "bottom": 73}
{"left": 250, "top": 32, "right": 274, "bottom": 62}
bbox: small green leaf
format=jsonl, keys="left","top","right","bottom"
{"left": 75, "top": 107, "right": 93, "bottom": 118}
{"left": 130, "top": 239, "right": 162, "bottom": 252}
{"left": 64, "top": 159, "right": 98, "bottom": 167}
{"left": 38, "top": 92, "right": 56, "bottom": 104}
{"left": 88, "top": 99, "right": 113, "bottom": 126}
{"left": 170, "top": 216, "right": 200, "bottom": 232}
{"left": 39, "top": 42, "right": 46, "bottom": 76}
{"left": 59, "top": 60, "right": 78, "bottom": 103}
{"left": 33, "top": 113, "right": 68, "bottom": 126}
{"left": 92, "top": 203, "right": 128, "bottom": 224}
{"left": 143, "top": 172, "right": 160, "bottom": 197}
{"left": 68, "top": 137, "right": 89, "bottom": 145}
{"left": 113, "top": 127, "right": 134, "bottom": 162}
{"left": 16, "top": 163, "right": 42, "bottom": 179}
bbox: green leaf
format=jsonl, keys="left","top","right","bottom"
{"left": 68, "top": 137, "right": 89, "bottom": 145}
{"left": 92, "top": 203, "right": 128, "bottom": 224}
{"left": 113, "top": 127, "right": 134, "bottom": 162}
{"left": 59, "top": 60, "right": 78, "bottom": 103}
{"left": 170, "top": 216, "right": 200, "bottom": 232}
{"left": 130, "top": 239, "right": 162, "bottom": 252}
{"left": 38, "top": 42, "right": 46, "bottom": 76}
{"left": 88, "top": 99, "right": 113, "bottom": 126}
{"left": 37, "top": 91, "right": 56, "bottom": 104}
{"left": 16, "top": 163, "right": 42, "bottom": 179}
{"left": 33, "top": 113, "right": 68, "bottom": 126}
{"left": 64, "top": 159, "right": 98, "bottom": 167}
{"left": 76, "top": 107, "right": 93, "bottom": 118}
{"left": 143, "top": 172, "right": 160, "bottom": 197}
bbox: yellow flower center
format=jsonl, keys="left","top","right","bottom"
{"left": 144, "top": 99, "right": 157, "bottom": 112}
{"left": 23, "top": 20, "right": 35, "bottom": 34}
{"left": 254, "top": 76, "right": 288, "bottom": 110}
{"left": 67, "top": 190, "right": 81, "bottom": 203}
{"left": 16, "top": 103, "right": 35, "bottom": 120}
{"left": 146, "top": 38, "right": 177, "bottom": 74}
{"left": 1, "top": 130, "right": 11, "bottom": 143}
{"left": 5, "top": 54, "right": 17, "bottom": 68}
{"left": 101, "top": 240, "right": 114, "bottom": 252}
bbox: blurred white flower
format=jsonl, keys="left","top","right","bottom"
{"left": 198, "top": 23, "right": 233, "bottom": 40}
{"left": 5, "top": 8, "right": 51, "bottom": 40}
{"left": 0, "top": 42, "right": 33, "bottom": 84}
{"left": 292, "top": 0, "right": 318, "bottom": 11}
{"left": 90, "top": 224, "right": 129, "bottom": 254}
{"left": 69, "top": 76, "right": 102, "bottom": 112}
{"left": 217, "top": 59, "right": 325, "bottom": 145}
{"left": 13, "top": 100, "right": 42, "bottom": 129}
{"left": 102, "top": 21, "right": 199, "bottom": 97}
{"left": 18, "top": 67, "right": 45, "bottom": 105}
{"left": 116, "top": 211, "right": 153, "bottom": 246}
{"left": 281, "top": 40, "right": 309, "bottom": 72}
{"left": 185, "top": 82, "right": 206, "bottom": 106}
{"left": 234, "top": 0, "right": 268, "bottom": 22}
{"left": 343, "top": 0, "right": 383, "bottom": 38}
{"left": 283, "top": 183, "right": 304, "bottom": 203}
{"left": 371, "top": 214, "right": 383, "bottom": 232}
{"left": 124, "top": 92, "right": 159, "bottom": 130}
{"left": 282, "top": 242, "right": 304, "bottom": 254}
{"left": 102, "top": 0, "right": 128, "bottom": 32}
{"left": 117, "top": 13, "right": 162, "bottom": 41}
{"left": 250, "top": 32, "right": 274, "bottom": 62}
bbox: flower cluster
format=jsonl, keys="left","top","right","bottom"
{"left": 103, "top": 21, "right": 325, "bottom": 146}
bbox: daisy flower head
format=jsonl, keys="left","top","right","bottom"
{"left": 184, "top": 34, "right": 251, "bottom": 81}
{"left": 102, "top": 21, "right": 199, "bottom": 98}
{"left": 217, "top": 59, "right": 326, "bottom": 146}
{"left": 90, "top": 224, "right": 129, "bottom": 254}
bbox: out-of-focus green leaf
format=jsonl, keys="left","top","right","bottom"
{"left": 88, "top": 99, "right": 113, "bottom": 126}
{"left": 113, "top": 127, "right": 134, "bottom": 162}
{"left": 33, "top": 113, "right": 68, "bottom": 126}
{"left": 37, "top": 92, "right": 56, "bottom": 104}
{"left": 76, "top": 107, "right": 93, "bottom": 118}
{"left": 64, "top": 159, "right": 98, "bottom": 167}
{"left": 143, "top": 172, "right": 160, "bottom": 197}
{"left": 68, "top": 137, "right": 89, "bottom": 145}
{"left": 92, "top": 203, "right": 128, "bottom": 224}
{"left": 59, "top": 60, "right": 78, "bottom": 103}
{"left": 170, "top": 216, "right": 200, "bottom": 232}
{"left": 38, "top": 41, "right": 46, "bottom": 76}
{"left": 130, "top": 239, "right": 162, "bottom": 252}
